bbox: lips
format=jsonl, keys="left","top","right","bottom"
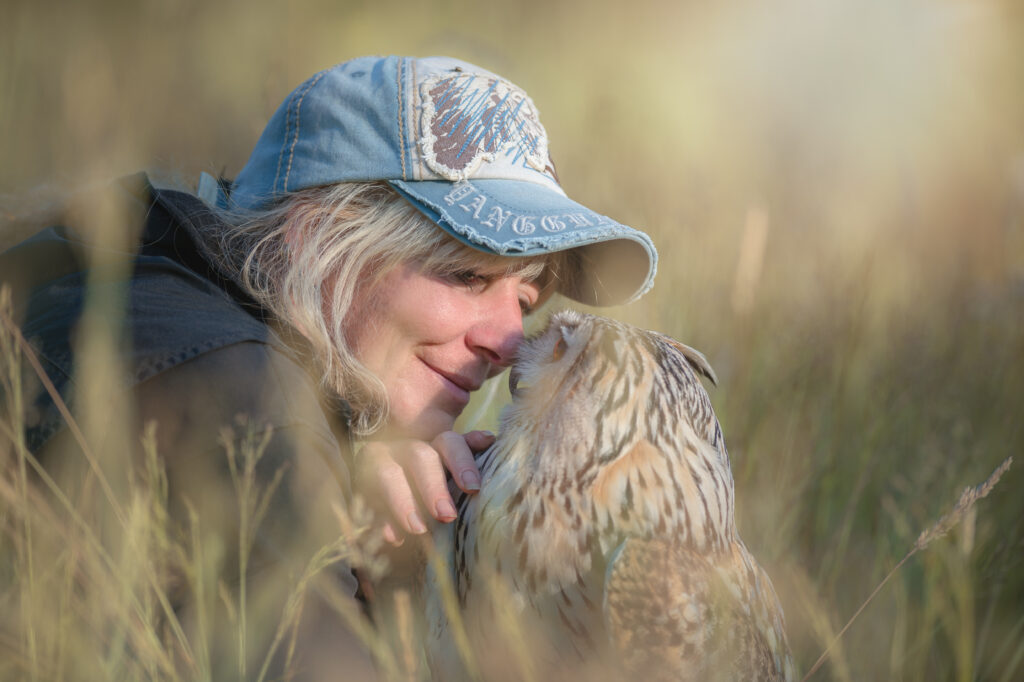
{"left": 437, "top": 370, "right": 481, "bottom": 394}
{"left": 423, "top": 360, "right": 482, "bottom": 405}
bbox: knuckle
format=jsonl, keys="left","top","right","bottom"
{"left": 412, "top": 462, "right": 446, "bottom": 492}
{"left": 430, "top": 431, "right": 456, "bottom": 453}
{"left": 439, "top": 429, "right": 466, "bottom": 446}
{"left": 375, "top": 459, "right": 408, "bottom": 485}
{"left": 434, "top": 431, "right": 470, "bottom": 458}
{"left": 419, "top": 471, "right": 448, "bottom": 495}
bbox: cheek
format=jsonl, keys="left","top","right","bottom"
{"left": 339, "top": 275, "right": 455, "bottom": 376}
{"left": 388, "top": 280, "right": 473, "bottom": 341}
{"left": 340, "top": 292, "right": 377, "bottom": 358}
{"left": 381, "top": 364, "right": 460, "bottom": 440}
{"left": 340, "top": 281, "right": 399, "bottom": 377}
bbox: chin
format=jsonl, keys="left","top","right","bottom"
{"left": 391, "top": 406, "right": 459, "bottom": 441}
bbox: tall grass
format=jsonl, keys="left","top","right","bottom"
{"left": 2, "top": 0, "right": 1023, "bottom": 679}
{"left": 0, "top": 287, "right": 395, "bottom": 681}
{"left": 2, "top": 274, "right": 1018, "bottom": 681}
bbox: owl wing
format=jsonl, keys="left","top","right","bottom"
{"left": 604, "top": 537, "right": 715, "bottom": 682}
{"left": 604, "top": 537, "right": 794, "bottom": 682}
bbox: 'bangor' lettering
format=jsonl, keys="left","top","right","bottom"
{"left": 462, "top": 194, "right": 487, "bottom": 219}
{"left": 512, "top": 215, "right": 537, "bottom": 235}
{"left": 443, "top": 182, "right": 475, "bottom": 206}
{"left": 541, "top": 215, "right": 566, "bottom": 232}
{"left": 482, "top": 206, "right": 512, "bottom": 231}
{"left": 441, "top": 181, "right": 607, "bottom": 236}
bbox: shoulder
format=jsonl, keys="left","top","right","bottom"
{"left": 4, "top": 174, "right": 304, "bottom": 451}
{"left": 137, "top": 339, "right": 334, "bottom": 437}
{"left": 134, "top": 340, "right": 350, "bottom": 472}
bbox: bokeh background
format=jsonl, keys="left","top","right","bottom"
{"left": 2, "top": 0, "right": 1022, "bottom": 679}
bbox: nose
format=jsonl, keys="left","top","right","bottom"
{"left": 467, "top": 282, "right": 526, "bottom": 373}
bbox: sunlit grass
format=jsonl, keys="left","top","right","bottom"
{"left": 2, "top": 0, "right": 1023, "bottom": 679}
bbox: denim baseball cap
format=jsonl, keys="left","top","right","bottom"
{"left": 219, "top": 55, "right": 657, "bottom": 305}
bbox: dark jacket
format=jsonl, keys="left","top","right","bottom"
{"left": 0, "top": 174, "right": 374, "bottom": 679}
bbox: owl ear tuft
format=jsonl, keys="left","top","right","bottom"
{"left": 662, "top": 337, "right": 718, "bottom": 387}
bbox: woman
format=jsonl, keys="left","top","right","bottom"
{"left": 0, "top": 55, "right": 656, "bottom": 678}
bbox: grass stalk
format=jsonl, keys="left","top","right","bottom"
{"left": 802, "top": 456, "right": 1013, "bottom": 681}
{"left": 223, "top": 421, "right": 281, "bottom": 679}
{"left": 392, "top": 589, "right": 419, "bottom": 682}
{"left": 0, "top": 291, "right": 127, "bottom": 531}
{"left": 1, "top": 288, "right": 39, "bottom": 680}
{"left": 426, "top": 541, "right": 482, "bottom": 682}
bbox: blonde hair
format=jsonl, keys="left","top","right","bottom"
{"left": 208, "top": 181, "right": 571, "bottom": 435}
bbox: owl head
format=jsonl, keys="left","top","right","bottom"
{"left": 498, "top": 310, "right": 733, "bottom": 554}
{"left": 508, "top": 310, "right": 718, "bottom": 448}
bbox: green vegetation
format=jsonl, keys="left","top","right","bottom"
{"left": 2, "top": 1, "right": 1022, "bottom": 680}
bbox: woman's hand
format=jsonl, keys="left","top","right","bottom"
{"left": 354, "top": 429, "right": 495, "bottom": 545}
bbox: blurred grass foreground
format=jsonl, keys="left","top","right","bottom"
{"left": 2, "top": 0, "right": 1023, "bottom": 680}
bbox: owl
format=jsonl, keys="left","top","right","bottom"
{"left": 425, "top": 311, "right": 796, "bottom": 682}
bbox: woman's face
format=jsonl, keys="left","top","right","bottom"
{"left": 344, "top": 263, "right": 545, "bottom": 440}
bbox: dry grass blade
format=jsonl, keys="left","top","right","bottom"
{"left": 392, "top": 589, "right": 419, "bottom": 682}
{"left": 802, "top": 456, "right": 1014, "bottom": 681}
{"left": 0, "top": 287, "right": 128, "bottom": 531}
{"left": 914, "top": 457, "right": 1014, "bottom": 552}
{"left": 222, "top": 421, "right": 282, "bottom": 679}
{"left": 254, "top": 499, "right": 391, "bottom": 682}
{"left": 254, "top": 540, "right": 382, "bottom": 682}
{"left": 426, "top": 543, "right": 482, "bottom": 682}
{"left": 0, "top": 289, "right": 196, "bottom": 677}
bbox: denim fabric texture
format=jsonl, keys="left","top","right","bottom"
{"left": 224, "top": 55, "right": 658, "bottom": 306}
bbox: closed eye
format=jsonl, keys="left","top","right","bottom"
{"left": 448, "top": 269, "right": 491, "bottom": 291}
{"left": 447, "top": 269, "right": 540, "bottom": 315}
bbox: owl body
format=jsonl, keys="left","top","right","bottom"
{"left": 426, "top": 311, "right": 795, "bottom": 681}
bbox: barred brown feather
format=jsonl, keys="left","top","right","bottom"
{"left": 426, "top": 311, "right": 795, "bottom": 681}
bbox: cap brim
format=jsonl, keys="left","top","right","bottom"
{"left": 389, "top": 178, "right": 657, "bottom": 306}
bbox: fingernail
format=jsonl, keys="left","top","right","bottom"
{"left": 481, "top": 430, "right": 495, "bottom": 439}
{"left": 435, "top": 498, "right": 458, "bottom": 522}
{"left": 461, "top": 471, "right": 481, "bottom": 491}
{"left": 406, "top": 511, "right": 427, "bottom": 535}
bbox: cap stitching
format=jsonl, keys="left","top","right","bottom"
{"left": 396, "top": 58, "right": 407, "bottom": 181}
{"left": 391, "top": 180, "right": 653, "bottom": 254}
{"left": 410, "top": 59, "right": 419, "bottom": 180}
{"left": 284, "top": 70, "right": 328, "bottom": 192}
{"left": 272, "top": 92, "right": 293, "bottom": 194}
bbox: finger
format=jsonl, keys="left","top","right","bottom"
{"left": 433, "top": 431, "right": 482, "bottom": 494}
{"left": 382, "top": 522, "right": 404, "bottom": 547}
{"left": 372, "top": 452, "right": 429, "bottom": 535}
{"left": 463, "top": 430, "right": 496, "bottom": 453}
{"left": 403, "top": 440, "right": 459, "bottom": 523}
